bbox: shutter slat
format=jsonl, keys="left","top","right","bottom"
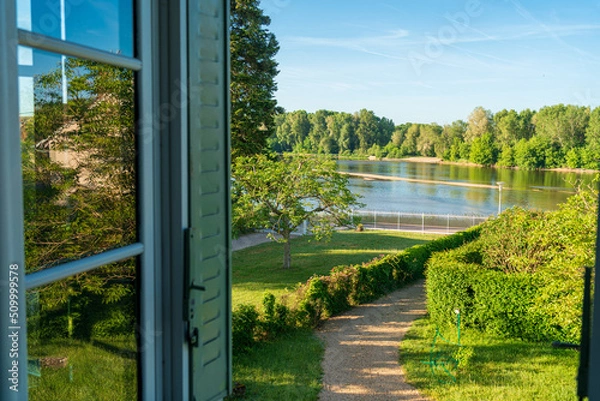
{"left": 187, "top": 0, "right": 231, "bottom": 400}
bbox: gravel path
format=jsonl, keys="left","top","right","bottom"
{"left": 317, "top": 280, "right": 430, "bottom": 401}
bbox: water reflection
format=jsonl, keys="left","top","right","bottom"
{"left": 339, "top": 160, "right": 597, "bottom": 215}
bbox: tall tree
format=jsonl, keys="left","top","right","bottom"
{"left": 534, "top": 104, "right": 589, "bottom": 150}
{"left": 494, "top": 109, "right": 521, "bottom": 147}
{"left": 401, "top": 123, "right": 419, "bottom": 155}
{"left": 469, "top": 132, "right": 497, "bottom": 166}
{"left": 417, "top": 123, "right": 442, "bottom": 157}
{"left": 308, "top": 109, "right": 332, "bottom": 152}
{"left": 230, "top": 0, "right": 280, "bottom": 157}
{"left": 378, "top": 116, "right": 396, "bottom": 146}
{"left": 289, "top": 109, "right": 311, "bottom": 151}
{"left": 440, "top": 120, "right": 466, "bottom": 158}
{"left": 519, "top": 108, "right": 536, "bottom": 140}
{"left": 465, "top": 106, "right": 493, "bottom": 142}
{"left": 337, "top": 113, "right": 356, "bottom": 153}
{"left": 354, "top": 109, "right": 380, "bottom": 152}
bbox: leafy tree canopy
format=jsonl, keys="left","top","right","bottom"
{"left": 232, "top": 154, "right": 363, "bottom": 268}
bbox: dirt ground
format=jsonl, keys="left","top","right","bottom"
{"left": 317, "top": 280, "right": 430, "bottom": 401}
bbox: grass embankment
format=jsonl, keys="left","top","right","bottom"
{"left": 401, "top": 317, "right": 579, "bottom": 401}
{"left": 232, "top": 230, "right": 439, "bottom": 307}
{"left": 229, "top": 230, "right": 439, "bottom": 400}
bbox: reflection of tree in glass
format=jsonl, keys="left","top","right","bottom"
{"left": 22, "top": 59, "right": 137, "bottom": 341}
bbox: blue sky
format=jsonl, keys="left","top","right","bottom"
{"left": 262, "top": 0, "right": 600, "bottom": 125}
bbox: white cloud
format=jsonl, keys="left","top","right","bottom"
{"left": 287, "top": 28, "right": 409, "bottom": 50}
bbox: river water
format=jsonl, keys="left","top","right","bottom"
{"left": 337, "top": 160, "right": 598, "bottom": 216}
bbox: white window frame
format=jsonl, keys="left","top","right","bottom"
{"left": 0, "top": 0, "right": 169, "bottom": 399}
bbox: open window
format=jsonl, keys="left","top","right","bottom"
{"left": 1, "top": 0, "right": 231, "bottom": 400}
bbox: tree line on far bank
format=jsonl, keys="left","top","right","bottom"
{"left": 269, "top": 105, "right": 600, "bottom": 170}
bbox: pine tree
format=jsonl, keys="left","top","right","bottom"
{"left": 230, "top": 0, "right": 280, "bottom": 157}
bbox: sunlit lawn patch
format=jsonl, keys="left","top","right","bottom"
{"left": 401, "top": 317, "right": 579, "bottom": 401}
{"left": 232, "top": 230, "right": 440, "bottom": 307}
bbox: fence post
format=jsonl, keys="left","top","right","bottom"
{"left": 447, "top": 214, "right": 450, "bottom": 233}
{"left": 397, "top": 212, "right": 400, "bottom": 231}
{"left": 373, "top": 210, "right": 377, "bottom": 229}
{"left": 422, "top": 213, "right": 425, "bottom": 233}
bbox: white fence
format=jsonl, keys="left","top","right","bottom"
{"left": 351, "top": 210, "right": 489, "bottom": 234}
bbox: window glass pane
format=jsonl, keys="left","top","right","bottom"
{"left": 27, "top": 260, "right": 138, "bottom": 400}
{"left": 17, "top": 0, "right": 134, "bottom": 57}
{"left": 19, "top": 48, "right": 137, "bottom": 273}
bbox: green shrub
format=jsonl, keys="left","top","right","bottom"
{"left": 260, "top": 292, "right": 292, "bottom": 338}
{"left": 426, "top": 199, "right": 592, "bottom": 344}
{"left": 232, "top": 304, "right": 260, "bottom": 353}
{"left": 322, "top": 267, "right": 354, "bottom": 315}
{"left": 290, "top": 227, "right": 481, "bottom": 328}
{"left": 479, "top": 207, "right": 553, "bottom": 273}
{"left": 231, "top": 227, "right": 483, "bottom": 354}
{"left": 426, "top": 250, "right": 575, "bottom": 342}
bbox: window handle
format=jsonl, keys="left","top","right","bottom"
{"left": 190, "top": 280, "right": 205, "bottom": 292}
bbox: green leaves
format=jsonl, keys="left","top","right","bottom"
{"left": 230, "top": 0, "right": 280, "bottom": 157}
{"left": 232, "top": 154, "right": 363, "bottom": 268}
{"left": 427, "top": 183, "right": 599, "bottom": 343}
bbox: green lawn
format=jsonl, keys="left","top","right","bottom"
{"left": 227, "top": 330, "right": 323, "bottom": 401}
{"left": 232, "top": 230, "right": 440, "bottom": 307}
{"left": 401, "top": 317, "right": 579, "bottom": 401}
{"left": 230, "top": 230, "right": 440, "bottom": 400}
{"left": 28, "top": 337, "right": 137, "bottom": 401}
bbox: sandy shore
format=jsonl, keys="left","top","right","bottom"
{"left": 339, "top": 171, "right": 502, "bottom": 189}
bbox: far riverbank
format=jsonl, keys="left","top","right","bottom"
{"left": 377, "top": 155, "right": 600, "bottom": 175}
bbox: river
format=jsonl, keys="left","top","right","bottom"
{"left": 337, "top": 160, "right": 598, "bottom": 216}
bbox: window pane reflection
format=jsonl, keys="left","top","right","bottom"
{"left": 17, "top": 0, "right": 134, "bottom": 57}
{"left": 19, "top": 49, "right": 137, "bottom": 273}
{"left": 27, "top": 260, "right": 138, "bottom": 400}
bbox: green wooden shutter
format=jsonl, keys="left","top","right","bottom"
{"left": 187, "top": 0, "right": 231, "bottom": 400}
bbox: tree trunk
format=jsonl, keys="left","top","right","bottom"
{"left": 282, "top": 233, "right": 291, "bottom": 269}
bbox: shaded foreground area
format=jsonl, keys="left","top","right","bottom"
{"left": 228, "top": 330, "right": 323, "bottom": 401}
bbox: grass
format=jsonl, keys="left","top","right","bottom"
{"left": 232, "top": 230, "right": 440, "bottom": 307}
{"left": 230, "top": 230, "right": 440, "bottom": 400}
{"left": 401, "top": 316, "right": 579, "bottom": 401}
{"left": 28, "top": 336, "right": 137, "bottom": 401}
{"left": 227, "top": 330, "right": 323, "bottom": 401}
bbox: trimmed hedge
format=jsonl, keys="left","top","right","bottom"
{"left": 426, "top": 239, "right": 583, "bottom": 343}
{"left": 232, "top": 226, "right": 482, "bottom": 353}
